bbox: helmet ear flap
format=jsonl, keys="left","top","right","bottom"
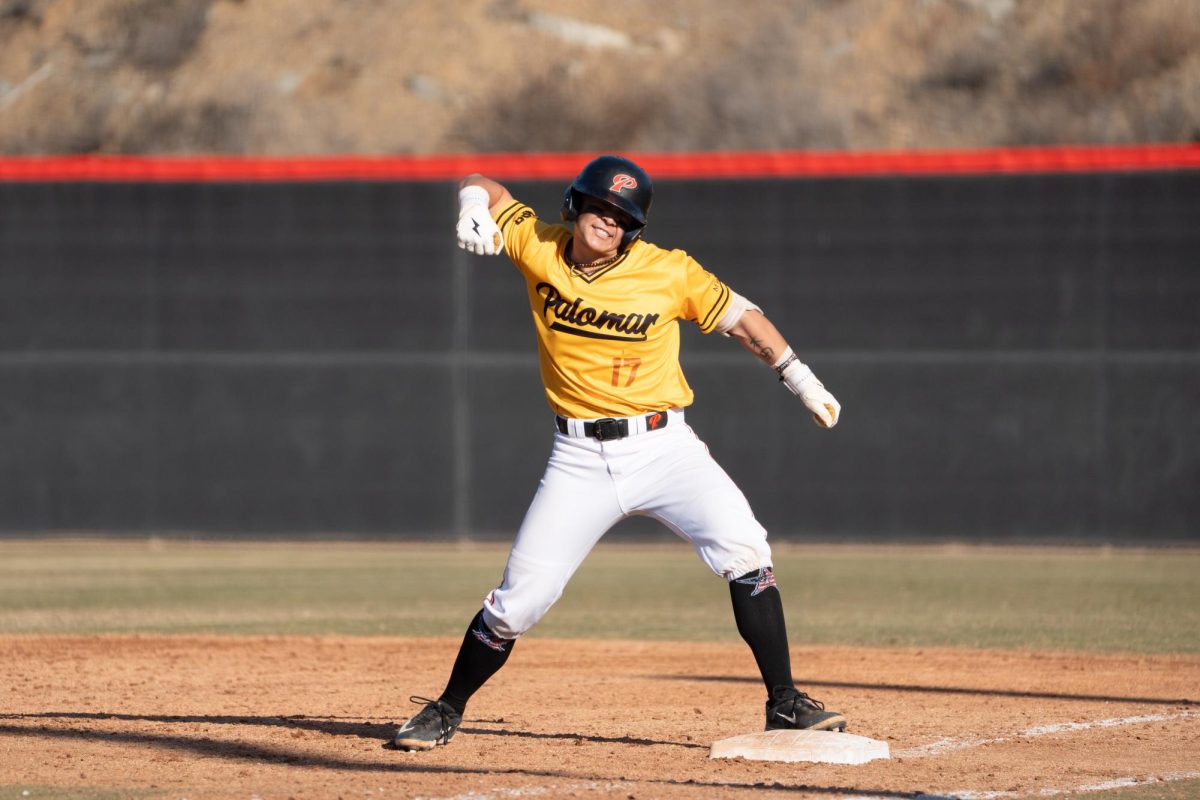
{"left": 560, "top": 187, "right": 580, "bottom": 222}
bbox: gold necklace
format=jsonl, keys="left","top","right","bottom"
{"left": 566, "top": 242, "right": 621, "bottom": 273}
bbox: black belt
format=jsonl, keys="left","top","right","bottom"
{"left": 555, "top": 411, "right": 670, "bottom": 441}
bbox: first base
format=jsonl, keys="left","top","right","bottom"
{"left": 709, "top": 729, "right": 890, "bottom": 764}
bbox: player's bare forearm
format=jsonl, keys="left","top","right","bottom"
{"left": 460, "top": 174, "right": 514, "bottom": 215}
{"left": 727, "top": 309, "right": 790, "bottom": 368}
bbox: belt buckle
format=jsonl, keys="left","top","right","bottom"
{"left": 592, "top": 418, "right": 621, "bottom": 441}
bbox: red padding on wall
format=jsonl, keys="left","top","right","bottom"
{"left": 0, "top": 144, "right": 1197, "bottom": 182}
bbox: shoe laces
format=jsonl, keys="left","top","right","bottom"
{"left": 774, "top": 688, "right": 825, "bottom": 713}
{"left": 409, "top": 695, "right": 458, "bottom": 743}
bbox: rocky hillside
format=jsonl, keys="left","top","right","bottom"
{"left": 1, "top": 0, "right": 1197, "bottom": 154}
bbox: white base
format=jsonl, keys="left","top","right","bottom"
{"left": 709, "top": 729, "right": 890, "bottom": 764}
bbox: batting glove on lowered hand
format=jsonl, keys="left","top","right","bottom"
{"left": 774, "top": 349, "right": 841, "bottom": 428}
{"left": 456, "top": 185, "right": 504, "bottom": 256}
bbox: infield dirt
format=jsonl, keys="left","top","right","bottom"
{"left": 2, "top": 636, "right": 1198, "bottom": 799}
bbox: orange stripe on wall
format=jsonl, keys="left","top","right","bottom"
{"left": 0, "top": 144, "right": 1197, "bottom": 182}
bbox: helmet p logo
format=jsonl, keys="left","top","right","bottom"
{"left": 609, "top": 174, "right": 638, "bottom": 193}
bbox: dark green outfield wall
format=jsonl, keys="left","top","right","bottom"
{"left": 1, "top": 170, "right": 1196, "bottom": 540}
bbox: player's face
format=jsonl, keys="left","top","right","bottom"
{"left": 574, "top": 198, "right": 634, "bottom": 261}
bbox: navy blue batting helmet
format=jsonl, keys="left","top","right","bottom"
{"left": 561, "top": 155, "right": 653, "bottom": 246}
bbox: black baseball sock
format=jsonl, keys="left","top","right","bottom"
{"left": 438, "top": 609, "right": 515, "bottom": 715}
{"left": 729, "top": 567, "right": 794, "bottom": 698}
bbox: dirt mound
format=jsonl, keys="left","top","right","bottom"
{"left": 1, "top": 0, "right": 1197, "bottom": 155}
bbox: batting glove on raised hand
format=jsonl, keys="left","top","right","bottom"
{"left": 456, "top": 185, "right": 504, "bottom": 256}
{"left": 775, "top": 349, "right": 841, "bottom": 428}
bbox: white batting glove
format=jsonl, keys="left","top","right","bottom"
{"left": 774, "top": 349, "right": 841, "bottom": 428}
{"left": 456, "top": 185, "right": 504, "bottom": 256}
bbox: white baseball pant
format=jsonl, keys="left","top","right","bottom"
{"left": 481, "top": 409, "right": 773, "bottom": 639}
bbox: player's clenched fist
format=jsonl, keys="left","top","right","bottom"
{"left": 775, "top": 350, "right": 841, "bottom": 428}
{"left": 796, "top": 376, "right": 841, "bottom": 428}
{"left": 457, "top": 185, "right": 504, "bottom": 255}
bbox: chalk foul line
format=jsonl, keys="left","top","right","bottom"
{"left": 907, "top": 769, "right": 1200, "bottom": 799}
{"left": 414, "top": 781, "right": 632, "bottom": 800}
{"left": 894, "top": 708, "right": 1200, "bottom": 758}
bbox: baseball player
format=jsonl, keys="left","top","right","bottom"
{"left": 393, "top": 155, "right": 845, "bottom": 751}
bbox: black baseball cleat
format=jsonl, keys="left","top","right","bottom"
{"left": 393, "top": 696, "right": 462, "bottom": 751}
{"left": 765, "top": 686, "right": 847, "bottom": 732}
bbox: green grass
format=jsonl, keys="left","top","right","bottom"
{"left": 0, "top": 788, "right": 162, "bottom": 800}
{"left": 1103, "top": 778, "right": 1200, "bottom": 800}
{"left": 0, "top": 540, "right": 1197, "bottom": 653}
{"left": 1039, "top": 778, "right": 1200, "bottom": 800}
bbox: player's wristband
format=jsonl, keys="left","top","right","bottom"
{"left": 458, "top": 185, "right": 490, "bottom": 213}
{"left": 773, "top": 348, "right": 816, "bottom": 397}
{"left": 772, "top": 348, "right": 800, "bottom": 377}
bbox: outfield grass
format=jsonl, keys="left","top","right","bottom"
{"left": 0, "top": 539, "right": 1197, "bottom": 653}
{"left": 1108, "top": 780, "right": 1200, "bottom": 800}
{"left": 0, "top": 788, "right": 161, "bottom": 800}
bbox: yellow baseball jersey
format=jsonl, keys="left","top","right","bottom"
{"left": 494, "top": 200, "right": 732, "bottom": 418}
